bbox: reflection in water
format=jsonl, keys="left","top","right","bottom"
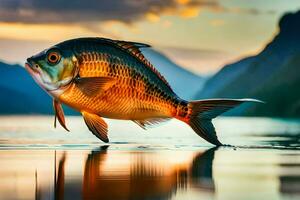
{"left": 1, "top": 147, "right": 300, "bottom": 200}
{"left": 279, "top": 151, "right": 300, "bottom": 196}
{"left": 190, "top": 148, "right": 216, "bottom": 192}
{"left": 55, "top": 152, "right": 66, "bottom": 200}
{"left": 35, "top": 170, "right": 41, "bottom": 200}
{"left": 54, "top": 147, "right": 216, "bottom": 200}
{"left": 1, "top": 117, "right": 300, "bottom": 199}
{"left": 280, "top": 176, "right": 300, "bottom": 195}
{"left": 257, "top": 133, "right": 300, "bottom": 149}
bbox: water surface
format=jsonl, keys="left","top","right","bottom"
{"left": 0, "top": 116, "right": 299, "bottom": 200}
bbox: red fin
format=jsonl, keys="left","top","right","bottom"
{"left": 53, "top": 99, "right": 69, "bottom": 132}
{"left": 82, "top": 112, "right": 109, "bottom": 143}
{"left": 75, "top": 77, "right": 116, "bottom": 97}
{"left": 187, "top": 98, "right": 263, "bottom": 146}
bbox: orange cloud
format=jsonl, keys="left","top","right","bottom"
{"left": 0, "top": 0, "right": 221, "bottom": 25}
{"left": 0, "top": 22, "right": 101, "bottom": 41}
{"left": 176, "top": 0, "right": 191, "bottom": 5}
{"left": 146, "top": 13, "right": 160, "bottom": 23}
{"left": 179, "top": 6, "right": 201, "bottom": 18}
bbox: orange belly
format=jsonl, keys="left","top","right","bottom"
{"left": 58, "top": 81, "right": 176, "bottom": 120}
{"left": 58, "top": 51, "right": 179, "bottom": 120}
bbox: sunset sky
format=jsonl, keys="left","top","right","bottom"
{"left": 0, "top": 0, "right": 299, "bottom": 74}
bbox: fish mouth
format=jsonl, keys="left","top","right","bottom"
{"left": 25, "top": 62, "right": 45, "bottom": 87}
{"left": 25, "top": 62, "right": 34, "bottom": 76}
{"left": 25, "top": 62, "right": 61, "bottom": 92}
{"left": 24, "top": 62, "right": 31, "bottom": 70}
{"left": 25, "top": 62, "right": 40, "bottom": 75}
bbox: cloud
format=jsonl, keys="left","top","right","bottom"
{"left": 0, "top": 0, "right": 276, "bottom": 26}
{"left": 179, "top": 6, "right": 201, "bottom": 18}
{"left": 0, "top": 22, "right": 111, "bottom": 41}
{"left": 145, "top": 13, "right": 161, "bottom": 23}
{"left": 0, "top": 0, "right": 220, "bottom": 24}
{"left": 225, "top": 7, "right": 276, "bottom": 15}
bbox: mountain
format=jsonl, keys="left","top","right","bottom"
{"left": 0, "top": 61, "right": 51, "bottom": 114}
{"left": 0, "top": 49, "right": 204, "bottom": 114}
{"left": 142, "top": 48, "right": 205, "bottom": 99}
{"left": 195, "top": 10, "right": 300, "bottom": 117}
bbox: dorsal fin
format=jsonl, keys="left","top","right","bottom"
{"left": 97, "top": 38, "right": 173, "bottom": 91}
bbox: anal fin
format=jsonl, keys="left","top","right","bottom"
{"left": 133, "top": 118, "right": 171, "bottom": 130}
{"left": 53, "top": 99, "right": 69, "bottom": 131}
{"left": 82, "top": 112, "right": 109, "bottom": 143}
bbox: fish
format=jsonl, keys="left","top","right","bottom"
{"left": 25, "top": 37, "right": 263, "bottom": 146}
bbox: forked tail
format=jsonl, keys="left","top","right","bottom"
{"left": 179, "top": 98, "right": 264, "bottom": 146}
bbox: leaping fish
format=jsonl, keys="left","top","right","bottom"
{"left": 25, "top": 37, "right": 262, "bottom": 146}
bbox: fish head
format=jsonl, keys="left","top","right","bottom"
{"left": 25, "top": 46, "right": 78, "bottom": 92}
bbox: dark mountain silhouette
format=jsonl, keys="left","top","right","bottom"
{"left": 143, "top": 48, "right": 205, "bottom": 99}
{"left": 0, "top": 49, "right": 204, "bottom": 114}
{"left": 195, "top": 10, "right": 300, "bottom": 117}
{"left": 0, "top": 61, "right": 52, "bottom": 114}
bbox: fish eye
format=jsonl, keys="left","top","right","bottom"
{"left": 47, "top": 51, "right": 61, "bottom": 65}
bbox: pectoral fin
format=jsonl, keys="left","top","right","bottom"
{"left": 53, "top": 99, "right": 69, "bottom": 131}
{"left": 75, "top": 77, "right": 116, "bottom": 97}
{"left": 82, "top": 111, "right": 109, "bottom": 143}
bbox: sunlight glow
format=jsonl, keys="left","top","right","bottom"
{"left": 146, "top": 13, "right": 161, "bottom": 23}
{"left": 0, "top": 0, "right": 299, "bottom": 73}
{"left": 179, "top": 6, "right": 201, "bottom": 18}
{"left": 0, "top": 23, "right": 96, "bottom": 41}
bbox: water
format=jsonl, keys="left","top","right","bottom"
{"left": 0, "top": 116, "right": 299, "bottom": 200}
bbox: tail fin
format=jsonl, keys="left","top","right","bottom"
{"left": 187, "top": 98, "right": 264, "bottom": 146}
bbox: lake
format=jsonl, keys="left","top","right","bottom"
{"left": 0, "top": 116, "right": 299, "bottom": 200}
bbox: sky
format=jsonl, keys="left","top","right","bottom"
{"left": 0, "top": 0, "right": 299, "bottom": 75}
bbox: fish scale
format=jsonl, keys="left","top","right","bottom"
{"left": 59, "top": 48, "right": 179, "bottom": 120}
{"left": 25, "top": 37, "right": 261, "bottom": 145}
